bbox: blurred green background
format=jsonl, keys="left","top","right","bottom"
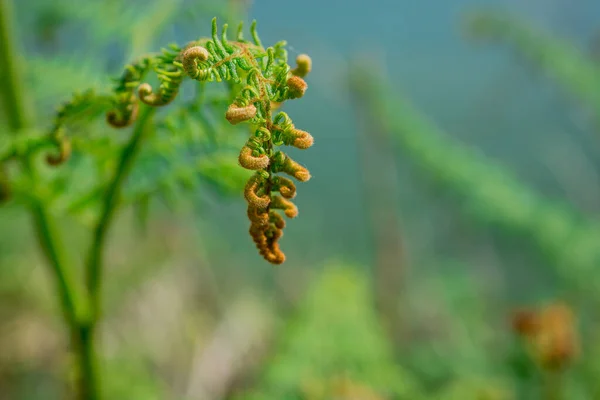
{"left": 2, "top": 0, "right": 600, "bottom": 398}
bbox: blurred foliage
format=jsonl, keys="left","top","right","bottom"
{"left": 402, "top": 263, "right": 512, "bottom": 392}
{"left": 349, "top": 62, "right": 600, "bottom": 305}
{"left": 463, "top": 11, "right": 600, "bottom": 125}
{"left": 346, "top": 11, "right": 600, "bottom": 397}
{"left": 235, "top": 264, "right": 422, "bottom": 400}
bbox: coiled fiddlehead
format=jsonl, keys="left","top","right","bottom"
{"left": 45, "top": 17, "right": 313, "bottom": 265}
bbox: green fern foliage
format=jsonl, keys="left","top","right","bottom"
{"left": 5, "top": 17, "right": 313, "bottom": 264}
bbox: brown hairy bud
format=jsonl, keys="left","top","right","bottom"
{"left": 182, "top": 46, "right": 210, "bottom": 79}
{"left": 244, "top": 174, "right": 270, "bottom": 208}
{"left": 274, "top": 153, "right": 310, "bottom": 182}
{"left": 286, "top": 76, "right": 307, "bottom": 99}
{"left": 239, "top": 146, "right": 270, "bottom": 170}
{"left": 226, "top": 103, "right": 257, "bottom": 125}
{"left": 291, "top": 54, "right": 312, "bottom": 78}
{"left": 250, "top": 224, "right": 267, "bottom": 244}
{"left": 260, "top": 227, "right": 286, "bottom": 265}
{"left": 535, "top": 303, "right": 578, "bottom": 371}
{"left": 270, "top": 211, "right": 286, "bottom": 229}
{"left": 247, "top": 205, "right": 269, "bottom": 226}
{"left": 46, "top": 139, "right": 72, "bottom": 165}
{"left": 273, "top": 176, "right": 296, "bottom": 199}
{"left": 264, "top": 244, "right": 286, "bottom": 265}
{"left": 248, "top": 207, "right": 287, "bottom": 265}
{"left": 512, "top": 302, "right": 578, "bottom": 371}
{"left": 271, "top": 195, "right": 298, "bottom": 218}
{"left": 286, "top": 128, "right": 313, "bottom": 149}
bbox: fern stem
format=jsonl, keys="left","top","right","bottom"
{"left": 75, "top": 322, "right": 99, "bottom": 400}
{"left": 31, "top": 201, "right": 81, "bottom": 328}
{"left": 86, "top": 105, "right": 155, "bottom": 320}
{"left": 32, "top": 202, "right": 98, "bottom": 399}
{"left": 0, "top": 0, "right": 31, "bottom": 131}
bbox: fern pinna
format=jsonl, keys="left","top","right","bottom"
{"left": 44, "top": 17, "right": 313, "bottom": 264}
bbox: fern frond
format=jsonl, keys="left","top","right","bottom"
{"left": 39, "top": 17, "right": 313, "bottom": 264}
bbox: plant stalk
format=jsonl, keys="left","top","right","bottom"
{"left": 0, "top": 0, "right": 30, "bottom": 132}
{"left": 33, "top": 202, "right": 98, "bottom": 399}
{"left": 86, "top": 104, "right": 155, "bottom": 322}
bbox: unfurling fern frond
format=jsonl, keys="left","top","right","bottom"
{"left": 44, "top": 17, "right": 313, "bottom": 264}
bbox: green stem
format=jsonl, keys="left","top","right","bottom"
{"left": 86, "top": 105, "right": 155, "bottom": 321}
{"left": 0, "top": 0, "right": 30, "bottom": 132}
{"left": 75, "top": 323, "right": 98, "bottom": 400}
{"left": 33, "top": 202, "right": 98, "bottom": 399}
{"left": 31, "top": 201, "right": 81, "bottom": 328}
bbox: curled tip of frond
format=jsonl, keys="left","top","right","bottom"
{"left": 274, "top": 153, "right": 311, "bottom": 182}
{"left": 270, "top": 210, "right": 286, "bottom": 229}
{"left": 292, "top": 54, "right": 312, "bottom": 78}
{"left": 182, "top": 46, "right": 210, "bottom": 79}
{"left": 106, "top": 98, "right": 138, "bottom": 128}
{"left": 248, "top": 205, "right": 269, "bottom": 226}
{"left": 244, "top": 174, "right": 271, "bottom": 208}
{"left": 46, "top": 139, "right": 72, "bottom": 166}
{"left": 249, "top": 222, "right": 286, "bottom": 265}
{"left": 226, "top": 103, "right": 257, "bottom": 125}
{"left": 286, "top": 76, "right": 307, "bottom": 99}
{"left": 292, "top": 169, "right": 310, "bottom": 182}
{"left": 288, "top": 128, "right": 314, "bottom": 149}
{"left": 249, "top": 223, "right": 267, "bottom": 243}
{"left": 239, "top": 146, "right": 270, "bottom": 170}
{"left": 273, "top": 176, "right": 296, "bottom": 199}
{"left": 291, "top": 166, "right": 310, "bottom": 182}
{"left": 271, "top": 195, "right": 298, "bottom": 218}
{"left": 265, "top": 247, "right": 286, "bottom": 265}
{"left": 137, "top": 83, "right": 164, "bottom": 106}
{"left": 261, "top": 231, "right": 286, "bottom": 264}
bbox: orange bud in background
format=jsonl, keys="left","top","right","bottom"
{"left": 512, "top": 302, "right": 578, "bottom": 371}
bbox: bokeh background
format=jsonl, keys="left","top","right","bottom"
{"left": 2, "top": 0, "right": 600, "bottom": 398}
